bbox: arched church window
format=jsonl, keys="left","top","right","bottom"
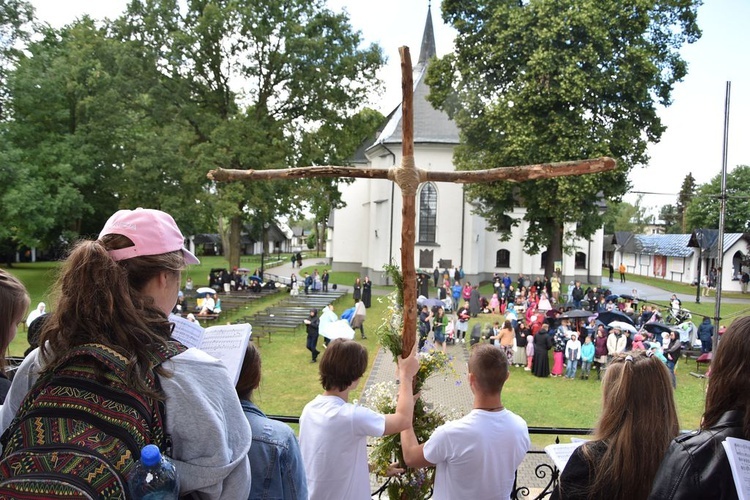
{"left": 418, "top": 183, "right": 437, "bottom": 243}
{"left": 575, "top": 252, "right": 587, "bottom": 269}
{"left": 496, "top": 249, "right": 510, "bottom": 268}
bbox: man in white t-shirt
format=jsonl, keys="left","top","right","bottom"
{"left": 300, "top": 339, "right": 419, "bottom": 500}
{"left": 400, "top": 344, "right": 530, "bottom": 500}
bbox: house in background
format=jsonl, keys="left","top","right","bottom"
{"left": 189, "top": 221, "right": 293, "bottom": 258}
{"left": 608, "top": 231, "right": 749, "bottom": 292}
{"left": 327, "top": 6, "right": 604, "bottom": 286}
{"left": 289, "top": 226, "right": 311, "bottom": 252}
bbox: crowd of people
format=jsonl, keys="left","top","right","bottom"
{"left": 1, "top": 212, "right": 748, "bottom": 499}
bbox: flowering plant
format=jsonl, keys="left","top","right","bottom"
{"left": 368, "top": 264, "right": 460, "bottom": 499}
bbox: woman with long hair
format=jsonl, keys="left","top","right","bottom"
{"left": 0, "top": 208, "right": 251, "bottom": 498}
{"left": 650, "top": 316, "right": 750, "bottom": 499}
{"left": 552, "top": 350, "right": 678, "bottom": 500}
{"left": 0, "top": 269, "right": 30, "bottom": 403}
{"left": 237, "top": 343, "right": 307, "bottom": 499}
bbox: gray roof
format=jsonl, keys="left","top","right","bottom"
{"left": 636, "top": 234, "right": 694, "bottom": 258}
{"left": 613, "top": 232, "right": 748, "bottom": 259}
{"left": 367, "top": 7, "right": 460, "bottom": 150}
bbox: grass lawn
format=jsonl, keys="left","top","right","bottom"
{"left": 2, "top": 260, "right": 733, "bottom": 434}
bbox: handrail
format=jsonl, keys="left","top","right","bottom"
{"left": 268, "top": 414, "right": 588, "bottom": 499}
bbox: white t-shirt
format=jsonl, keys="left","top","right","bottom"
{"left": 299, "top": 394, "right": 386, "bottom": 500}
{"left": 423, "top": 409, "right": 530, "bottom": 500}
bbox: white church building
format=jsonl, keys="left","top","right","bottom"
{"left": 327, "top": 7, "right": 604, "bottom": 287}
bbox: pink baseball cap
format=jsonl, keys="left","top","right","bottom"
{"left": 98, "top": 208, "right": 200, "bottom": 265}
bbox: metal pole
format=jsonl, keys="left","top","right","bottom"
{"left": 695, "top": 244, "right": 701, "bottom": 304}
{"left": 714, "top": 81, "right": 731, "bottom": 346}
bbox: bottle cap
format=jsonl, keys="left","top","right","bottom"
{"left": 140, "top": 444, "right": 162, "bottom": 467}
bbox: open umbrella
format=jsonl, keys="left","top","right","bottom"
{"left": 237, "top": 267, "right": 251, "bottom": 272}
{"left": 619, "top": 294, "right": 635, "bottom": 300}
{"left": 605, "top": 294, "right": 619, "bottom": 302}
{"left": 196, "top": 287, "right": 215, "bottom": 295}
{"left": 319, "top": 320, "right": 355, "bottom": 340}
{"left": 559, "top": 309, "right": 592, "bottom": 320}
{"left": 608, "top": 321, "right": 637, "bottom": 334}
{"left": 418, "top": 297, "right": 445, "bottom": 308}
{"left": 596, "top": 310, "right": 635, "bottom": 326}
{"left": 641, "top": 322, "right": 672, "bottom": 336}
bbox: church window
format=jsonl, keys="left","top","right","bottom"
{"left": 496, "top": 249, "right": 510, "bottom": 268}
{"left": 575, "top": 252, "right": 587, "bottom": 269}
{"left": 418, "top": 183, "right": 437, "bottom": 243}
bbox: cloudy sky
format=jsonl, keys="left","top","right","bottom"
{"left": 30, "top": 0, "right": 750, "bottom": 213}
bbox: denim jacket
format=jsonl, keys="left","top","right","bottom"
{"left": 241, "top": 400, "right": 308, "bottom": 500}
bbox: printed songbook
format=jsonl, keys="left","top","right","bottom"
{"left": 169, "top": 314, "right": 252, "bottom": 385}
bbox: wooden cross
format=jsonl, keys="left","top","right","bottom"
{"left": 208, "top": 47, "right": 616, "bottom": 358}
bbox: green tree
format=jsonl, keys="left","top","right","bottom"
{"left": 118, "top": 0, "right": 384, "bottom": 268}
{"left": 604, "top": 197, "right": 654, "bottom": 234}
{"left": 676, "top": 172, "right": 696, "bottom": 232}
{"left": 685, "top": 165, "right": 750, "bottom": 233}
{"left": 0, "top": 0, "right": 34, "bottom": 120}
{"left": 1, "top": 20, "right": 144, "bottom": 247}
{"left": 659, "top": 204, "right": 681, "bottom": 233}
{"left": 428, "top": 0, "right": 700, "bottom": 276}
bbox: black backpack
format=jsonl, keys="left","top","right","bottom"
{"left": 0, "top": 341, "right": 186, "bottom": 499}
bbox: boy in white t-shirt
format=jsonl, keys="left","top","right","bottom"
{"left": 400, "top": 344, "right": 530, "bottom": 500}
{"left": 300, "top": 339, "right": 419, "bottom": 500}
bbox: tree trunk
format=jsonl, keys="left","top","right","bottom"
{"left": 227, "top": 215, "right": 242, "bottom": 270}
{"left": 545, "top": 222, "right": 564, "bottom": 278}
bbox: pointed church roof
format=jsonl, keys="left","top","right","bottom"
{"left": 418, "top": 4, "right": 436, "bottom": 66}
{"left": 367, "top": 5, "right": 459, "bottom": 151}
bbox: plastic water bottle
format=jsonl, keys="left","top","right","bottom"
{"left": 128, "top": 444, "right": 179, "bottom": 500}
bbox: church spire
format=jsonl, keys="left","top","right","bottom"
{"left": 417, "top": 2, "right": 436, "bottom": 66}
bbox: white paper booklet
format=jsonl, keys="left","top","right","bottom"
{"left": 169, "top": 314, "right": 252, "bottom": 385}
{"left": 544, "top": 441, "right": 586, "bottom": 472}
{"left": 722, "top": 437, "right": 750, "bottom": 500}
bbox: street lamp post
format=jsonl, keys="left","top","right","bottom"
{"left": 260, "top": 222, "right": 270, "bottom": 281}
{"left": 695, "top": 231, "right": 702, "bottom": 304}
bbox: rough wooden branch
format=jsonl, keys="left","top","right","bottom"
{"left": 207, "top": 157, "right": 616, "bottom": 184}
{"left": 207, "top": 165, "right": 391, "bottom": 182}
{"left": 398, "top": 46, "right": 416, "bottom": 359}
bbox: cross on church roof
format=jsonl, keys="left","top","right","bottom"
{"left": 208, "top": 47, "right": 616, "bottom": 357}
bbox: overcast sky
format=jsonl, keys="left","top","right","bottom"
{"left": 30, "top": 0, "right": 750, "bottom": 214}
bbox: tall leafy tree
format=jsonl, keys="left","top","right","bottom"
{"left": 0, "top": 0, "right": 34, "bottom": 120}
{"left": 676, "top": 172, "right": 696, "bottom": 232}
{"left": 659, "top": 204, "right": 681, "bottom": 233}
{"left": 685, "top": 165, "right": 750, "bottom": 233}
{"left": 117, "top": 0, "right": 384, "bottom": 268}
{"left": 428, "top": 0, "right": 700, "bottom": 276}
{"left": 1, "top": 20, "right": 146, "bottom": 247}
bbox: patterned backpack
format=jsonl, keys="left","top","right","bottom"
{"left": 0, "top": 342, "right": 186, "bottom": 499}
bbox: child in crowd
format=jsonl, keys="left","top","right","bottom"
{"left": 632, "top": 333, "right": 646, "bottom": 350}
{"left": 565, "top": 333, "right": 581, "bottom": 380}
{"left": 580, "top": 336, "right": 595, "bottom": 380}
{"left": 525, "top": 332, "right": 534, "bottom": 371}
{"left": 433, "top": 307, "right": 447, "bottom": 353}
{"left": 299, "top": 339, "right": 419, "bottom": 499}
{"left": 489, "top": 293, "right": 500, "bottom": 314}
